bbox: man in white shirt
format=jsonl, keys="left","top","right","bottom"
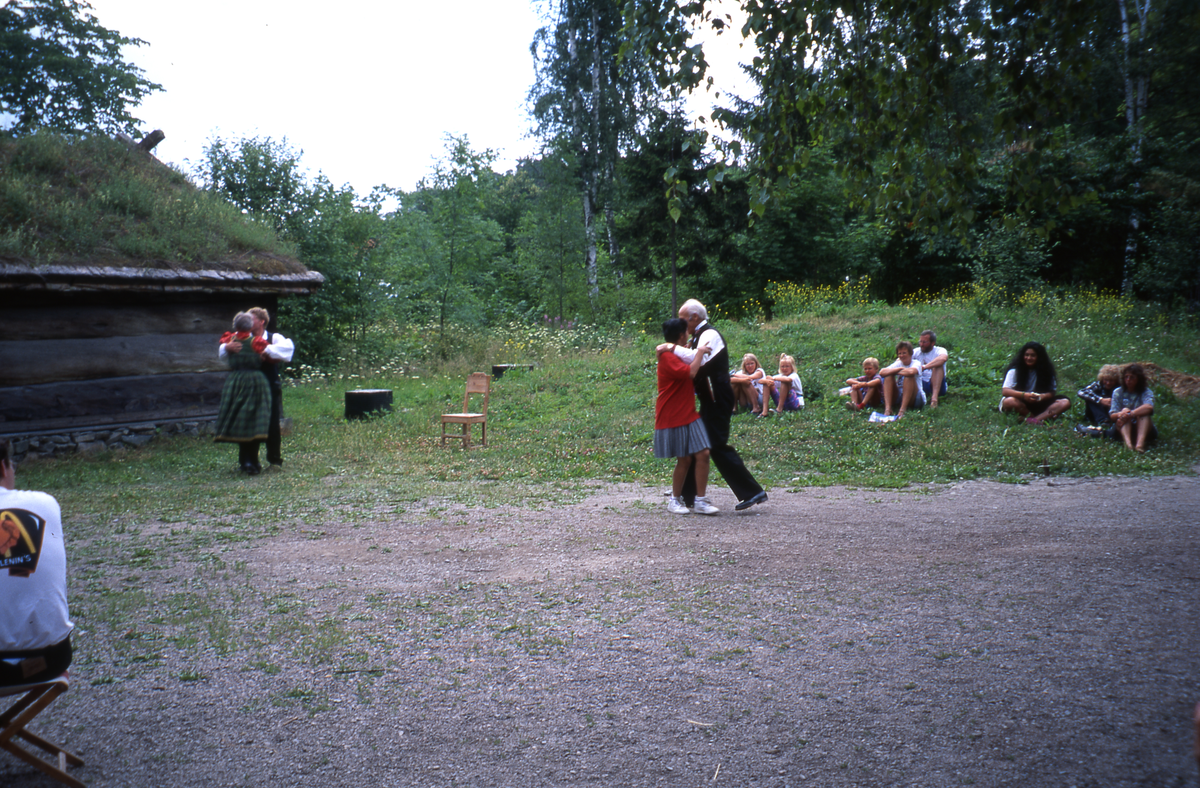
{"left": 0, "top": 438, "right": 73, "bottom": 686}
{"left": 913, "top": 330, "right": 949, "bottom": 408}
{"left": 879, "top": 341, "right": 926, "bottom": 419}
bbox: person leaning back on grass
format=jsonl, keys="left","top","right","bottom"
{"left": 914, "top": 330, "right": 949, "bottom": 407}
{"left": 654, "top": 318, "right": 718, "bottom": 516}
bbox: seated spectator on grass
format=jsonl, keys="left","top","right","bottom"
{"left": 768, "top": 354, "right": 805, "bottom": 413}
{"left": 0, "top": 438, "right": 74, "bottom": 687}
{"left": 914, "top": 330, "right": 949, "bottom": 407}
{"left": 1000, "top": 341, "right": 1071, "bottom": 424}
{"left": 730, "top": 353, "right": 772, "bottom": 417}
{"left": 1110, "top": 363, "right": 1157, "bottom": 453}
{"left": 1078, "top": 364, "right": 1121, "bottom": 425}
{"left": 880, "top": 341, "right": 926, "bottom": 419}
{"left": 844, "top": 357, "right": 883, "bottom": 412}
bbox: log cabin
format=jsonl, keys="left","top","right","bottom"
{"left": 0, "top": 132, "right": 323, "bottom": 458}
{"left": 0, "top": 263, "right": 322, "bottom": 457}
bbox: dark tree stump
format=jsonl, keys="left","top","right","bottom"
{"left": 492, "top": 364, "right": 535, "bottom": 379}
{"left": 345, "top": 389, "right": 393, "bottom": 419}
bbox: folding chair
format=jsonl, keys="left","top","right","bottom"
{"left": 1, "top": 674, "right": 84, "bottom": 788}
{"left": 441, "top": 372, "right": 490, "bottom": 448}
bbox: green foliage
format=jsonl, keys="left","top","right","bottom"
{"left": 403, "top": 135, "right": 506, "bottom": 338}
{"left": 0, "top": 131, "right": 292, "bottom": 264}
{"left": 194, "top": 135, "right": 310, "bottom": 231}
{"left": 968, "top": 219, "right": 1052, "bottom": 296}
{"left": 0, "top": 0, "right": 162, "bottom": 134}
{"left": 629, "top": 0, "right": 1102, "bottom": 236}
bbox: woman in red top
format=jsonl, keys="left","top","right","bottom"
{"left": 655, "top": 318, "right": 718, "bottom": 515}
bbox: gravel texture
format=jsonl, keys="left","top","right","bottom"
{"left": 4, "top": 470, "right": 1199, "bottom": 787}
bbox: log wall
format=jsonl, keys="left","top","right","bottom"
{"left": 0, "top": 291, "right": 281, "bottom": 436}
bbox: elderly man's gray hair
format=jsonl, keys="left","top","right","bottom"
{"left": 679, "top": 299, "right": 708, "bottom": 322}
{"left": 233, "top": 312, "right": 255, "bottom": 332}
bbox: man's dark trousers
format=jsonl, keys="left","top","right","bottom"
{"left": 680, "top": 323, "right": 763, "bottom": 505}
{"left": 262, "top": 360, "right": 284, "bottom": 466}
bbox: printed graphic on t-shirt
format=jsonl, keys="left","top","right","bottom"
{"left": 0, "top": 508, "right": 45, "bottom": 577}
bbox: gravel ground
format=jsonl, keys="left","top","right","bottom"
{"left": 4, "top": 470, "right": 1199, "bottom": 788}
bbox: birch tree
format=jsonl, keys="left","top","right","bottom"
{"left": 529, "top": 0, "right": 662, "bottom": 316}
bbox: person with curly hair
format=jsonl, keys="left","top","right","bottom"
{"left": 1000, "top": 341, "right": 1072, "bottom": 424}
{"left": 1077, "top": 364, "right": 1121, "bottom": 425}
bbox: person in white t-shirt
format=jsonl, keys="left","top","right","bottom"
{"left": 914, "top": 330, "right": 949, "bottom": 407}
{"left": 0, "top": 438, "right": 73, "bottom": 686}
{"left": 879, "top": 341, "right": 926, "bottom": 419}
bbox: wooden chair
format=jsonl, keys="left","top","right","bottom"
{"left": 441, "top": 373, "right": 490, "bottom": 448}
{"left": 1, "top": 674, "right": 85, "bottom": 787}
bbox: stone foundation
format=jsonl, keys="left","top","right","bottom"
{"left": 6, "top": 419, "right": 216, "bottom": 463}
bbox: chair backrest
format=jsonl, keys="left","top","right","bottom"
{"left": 462, "top": 373, "right": 490, "bottom": 414}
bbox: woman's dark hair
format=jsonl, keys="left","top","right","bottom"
{"left": 662, "top": 317, "right": 689, "bottom": 343}
{"left": 1008, "top": 341, "right": 1056, "bottom": 392}
{"left": 1122, "top": 363, "right": 1147, "bottom": 393}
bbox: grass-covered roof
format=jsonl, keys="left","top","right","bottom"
{"left": 0, "top": 131, "right": 309, "bottom": 276}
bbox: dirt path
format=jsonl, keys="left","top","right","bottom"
{"left": 6, "top": 471, "right": 1199, "bottom": 787}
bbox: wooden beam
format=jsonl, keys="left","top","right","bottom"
{"left": 0, "top": 336, "right": 226, "bottom": 386}
{"left": 0, "top": 372, "right": 226, "bottom": 430}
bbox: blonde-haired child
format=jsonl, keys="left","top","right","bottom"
{"left": 730, "top": 353, "right": 773, "bottom": 417}
{"left": 844, "top": 357, "right": 883, "bottom": 411}
{"left": 768, "top": 354, "right": 805, "bottom": 413}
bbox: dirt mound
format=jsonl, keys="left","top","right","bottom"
{"left": 1138, "top": 361, "right": 1200, "bottom": 399}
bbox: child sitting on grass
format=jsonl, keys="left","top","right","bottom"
{"left": 730, "top": 353, "right": 772, "bottom": 417}
{"left": 654, "top": 318, "right": 718, "bottom": 515}
{"left": 844, "top": 356, "right": 883, "bottom": 411}
{"left": 768, "top": 354, "right": 805, "bottom": 414}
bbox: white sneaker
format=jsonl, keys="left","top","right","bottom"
{"left": 667, "top": 496, "right": 691, "bottom": 515}
{"left": 692, "top": 496, "right": 720, "bottom": 515}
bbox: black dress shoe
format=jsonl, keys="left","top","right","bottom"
{"left": 241, "top": 462, "right": 260, "bottom": 476}
{"left": 735, "top": 490, "right": 768, "bottom": 511}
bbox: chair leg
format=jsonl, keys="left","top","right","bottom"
{"left": 1, "top": 683, "right": 85, "bottom": 788}
{"left": 481, "top": 422, "right": 487, "bottom": 447}
{"left": 462, "top": 423, "right": 470, "bottom": 449}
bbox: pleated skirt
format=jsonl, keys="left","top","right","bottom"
{"left": 653, "top": 418, "right": 711, "bottom": 459}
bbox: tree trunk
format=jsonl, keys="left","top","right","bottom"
{"left": 1118, "top": 0, "right": 1151, "bottom": 295}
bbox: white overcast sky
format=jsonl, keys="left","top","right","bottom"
{"left": 87, "top": 0, "right": 754, "bottom": 198}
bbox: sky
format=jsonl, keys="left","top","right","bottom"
{"left": 87, "top": 0, "right": 756, "bottom": 199}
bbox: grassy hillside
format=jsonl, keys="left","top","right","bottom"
{"left": 0, "top": 131, "right": 299, "bottom": 270}
{"left": 19, "top": 291, "right": 1199, "bottom": 528}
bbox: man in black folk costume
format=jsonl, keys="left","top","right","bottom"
{"left": 658, "top": 299, "right": 768, "bottom": 512}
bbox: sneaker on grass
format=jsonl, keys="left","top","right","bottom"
{"left": 667, "top": 496, "right": 691, "bottom": 515}
{"left": 692, "top": 496, "right": 720, "bottom": 515}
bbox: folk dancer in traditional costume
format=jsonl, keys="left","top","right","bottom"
{"left": 214, "top": 312, "right": 271, "bottom": 475}
{"left": 220, "top": 307, "right": 295, "bottom": 468}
